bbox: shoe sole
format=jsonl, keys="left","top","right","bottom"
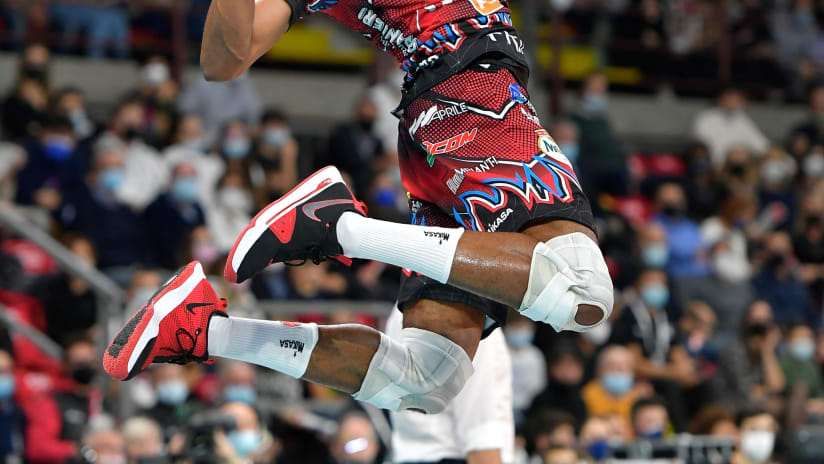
{"left": 225, "top": 165, "right": 345, "bottom": 283}
{"left": 105, "top": 262, "right": 206, "bottom": 380}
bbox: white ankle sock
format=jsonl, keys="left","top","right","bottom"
{"left": 336, "top": 212, "right": 464, "bottom": 283}
{"left": 207, "top": 317, "right": 318, "bottom": 378}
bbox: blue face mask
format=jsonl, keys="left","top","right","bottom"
{"left": 587, "top": 439, "right": 612, "bottom": 460}
{"left": 789, "top": 339, "right": 815, "bottom": 361}
{"left": 640, "top": 427, "right": 664, "bottom": 440}
{"left": 223, "top": 138, "right": 251, "bottom": 159}
{"left": 0, "top": 374, "right": 16, "bottom": 400}
{"left": 641, "top": 283, "right": 669, "bottom": 308}
{"left": 43, "top": 136, "right": 74, "bottom": 162}
{"left": 263, "top": 128, "right": 289, "bottom": 148}
{"left": 224, "top": 384, "right": 257, "bottom": 405}
{"left": 155, "top": 379, "right": 188, "bottom": 406}
{"left": 796, "top": 10, "right": 814, "bottom": 27}
{"left": 99, "top": 168, "right": 125, "bottom": 193}
{"left": 601, "top": 371, "right": 634, "bottom": 397}
{"left": 227, "top": 430, "right": 261, "bottom": 457}
{"left": 559, "top": 143, "right": 580, "bottom": 162}
{"left": 171, "top": 177, "right": 199, "bottom": 203}
{"left": 641, "top": 244, "right": 669, "bottom": 269}
{"left": 583, "top": 94, "right": 606, "bottom": 114}
{"left": 505, "top": 327, "right": 534, "bottom": 348}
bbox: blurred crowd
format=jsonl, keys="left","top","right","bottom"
{"left": 0, "top": 5, "right": 824, "bottom": 464}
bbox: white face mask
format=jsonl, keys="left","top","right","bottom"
{"left": 712, "top": 251, "right": 749, "bottom": 282}
{"left": 741, "top": 430, "right": 775, "bottom": 463}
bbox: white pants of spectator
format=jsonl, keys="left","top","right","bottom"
{"left": 386, "top": 307, "right": 515, "bottom": 463}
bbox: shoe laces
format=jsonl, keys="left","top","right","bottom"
{"left": 156, "top": 299, "right": 227, "bottom": 365}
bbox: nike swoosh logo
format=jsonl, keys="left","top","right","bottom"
{"left": 302, "top": 199, "right": 355, "bottom": 222}
{"left": 186, "top": 302, "right": 211, "bottom": 314}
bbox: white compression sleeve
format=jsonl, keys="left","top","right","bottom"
{"left": 207, "top": 317, "right": 318, "bottom": 378}
{"left": 336, "top": 212, "right": 464, "bottom": 283}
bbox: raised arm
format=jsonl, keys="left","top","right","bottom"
{"left": 201, "top": 0, "right": 293, "bottom": 81}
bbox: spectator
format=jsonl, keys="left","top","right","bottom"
{"left": 779, "top": 324, "right": 824, "bottom": 404}
{"left": 286, "top": 262, "right": 348, "bottom": 300}
{"left": 179, "top": 73, "right": 262, "bottom": 146}
{"left": 1, "top": 44, "right": 50, "bottom": 141}
{"left": 543, "top": 447, "right": 578, "bottom": 464}
{"left": 209, "top": 171, "right": 254, "bottom": 254}
{"left": 551, "top": 119, "right": 581, "bottom": 171}
{"left": 688, "top": 404, "right": 738, "bottom": 437}
{"left": 794, "top": 194, "right": 824, "bottom": 307}
{"left": 572, "top": 73, "right": 628, "bottom": 197}
{"left": 637, "top": 222, "right": 669, "bottom": 271}
{"left": 141, "top": 364, "right": 199, "bottom": 441}
{"left": 82, "top": 425, "right": 126, "bottom": 464}
{"left": 142, "top": 161, "right": 207, "bottom": 269}
{"left": 24, "top": 338, "right": 105, "bottom": 463}
{"left": 505, "top": 314, "right": 546, "bottom": 421}
{"left": 582, "top": 345, "right": 646, "bottom": 431}
{"left": 322, "top": 98, "right": 389, "bottom": 196}
{"left": 672, "top": 302, "right": 719, "bottom": 414}
{"left": 758, "top": 148, "right": 798, "bottom": 229}
{"left": 220, "top": 361, "right": 257, "bottom": 406}
{"left": 57, "top": 144, "right": 149, "bottom": 273}
{"left": 791, "top": 83, "right": 824, "bottom": 148}
{"left": 219, "top": 120, "right": 254, "bottom": 166}
{"left": 49, "top": 0, "right": 129, "bottom": 58}
{"left": 524, "top": 410, "right": 577, "bottom": 459}
{"left": 751, "top": 231, "right": 813, "bottom": 327}
{"left": 652, "top": 182, "right": 710, "bottom": 279}
{"left": 771, "top": 0, "right": 820, "bottom": 95}
{"left": 529, "top": 341, "right": 588, "bottom": 426}
{"left": 692, "top": 87, "right": 769, "bottom": 166}
{"left": 15, "top": 114, "right": 83, "bottom": 211}
{"left": 16, "top": 42, "right": 50, "bottom": 86}
{"left": 253, "top": 109, "right": 298, "bottom": 199}
{"left": 121, "top": 417, "right": 165, "bottom": 464}
{"left": 52, "top": 87, "right": 96, "bottom": 140}
{"left": 330, "top": 412, "right": 380, "bottom": 464}
{"left": 164, "top": 114, "right": 226, "bottom": 211}
{"left": 29, "top": 233, "right": 97, "bottom": 346}
{"left": 578, "top": 416, "right": 614, "bottom": 463}
{"left": 96, "top": 98, "right": 168, "bottom": 211}
{"left": 631, "top": 396, "right": 670, "bottom": 440}
{"left": 714, "top": 301, "right": 785, "bottom": 412}
{"left": 700, "top": 193, "right": 756, "bottom": 281}
{"left": 216, "top": 402, "right": 278, "bottom": 463}
{"left": 0, "top": 350, "right": 23, "bottom": 460}
{"left": 682, "top": 142, "right": 724, "bottom": 219}
{"left": 732, "top": 408, "right": 779, "bottom": 464}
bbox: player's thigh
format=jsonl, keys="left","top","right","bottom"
{"left": 521, "top": 218, "right": 597, "bottom": 244}
{"left": 401, "top": 298, "right": 485, "bottom": 360}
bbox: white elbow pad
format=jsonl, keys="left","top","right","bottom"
{"left": 519, "top": 232, "right": 614, "bottom": 332}
{"left": 353, "top": 328, "right": 474, "bottom": 414}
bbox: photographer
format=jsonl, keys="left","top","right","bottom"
{"left": 188, "top": 402, "right": 277, "bottom": 464}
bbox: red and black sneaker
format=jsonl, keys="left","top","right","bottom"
{"left": 103, "top": 261, "right": 228, "bottom": 381}
{"left": 225, "top": 165, "right": 367, "bottom": 284}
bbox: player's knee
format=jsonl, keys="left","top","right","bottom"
{"left": 519, "top": 232, "right": 614, "bottom": 332}
{"left": 353, "top": 328, "right": 473, "bottom": 414}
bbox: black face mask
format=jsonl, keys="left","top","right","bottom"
{"left": 122, "top": 127, "right": 142, "bottom": 142}
{"left": 21, "top": 65, "right": 47, "bottom": 82}
{"left": 662, "top": 204, "right": 683, "bottom": 218}
{"left": 729, "top": 164, "right": 747, "bottom": 177}
{"left": 806, "top": 215, "right": 822, "bottom": 228}
{"left": 71, "top": 364, "right": 96, "bottom": 385}
{"left": 765, "top": 253, "right": 786, "bottom": 271}
{"left": 357, "top": 119, "right": 374, "bottom": 132}
{"left": 745, "top": 322, "right": 769, "bottom": 337}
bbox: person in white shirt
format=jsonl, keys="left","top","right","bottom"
{"left": 387, "top": 306, "right": 514, "bottom": 464}
{"left": 692, "top": 88, "right": 770, "bottom": 167}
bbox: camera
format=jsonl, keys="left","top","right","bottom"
{"left": 184, "top": 411, "right": 237, "bottom": 464}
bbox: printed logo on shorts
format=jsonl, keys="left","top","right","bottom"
{"left": 488, "top": 207, "right": 513, "bottom": 232}
{"left": 469, "top": 0, "right": 504, "bottom": 16}
{"left": 536, "top": 129, "right": 573, "bottom": 166}
{"left": 444, "top": 156, "right": 499, "bottom": 193}
{"left": 422, "top": 128, "right": 477, "bottom": 158}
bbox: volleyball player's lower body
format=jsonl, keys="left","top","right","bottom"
{"left": 103, "top": 61, "right": 614, "bottom": 414}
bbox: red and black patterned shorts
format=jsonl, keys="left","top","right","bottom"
{"left": 395, "top": 60, "right": 595, "bottom": 334}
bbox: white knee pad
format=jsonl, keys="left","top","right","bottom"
{"left": 519, "top": 232, "right": 614, "bottom": 332}
{"left": 353, "top": 328, "right": 474, "bottom": 414}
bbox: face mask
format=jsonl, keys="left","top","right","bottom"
{"left": 191, "top": 240, "right": 219, "bottom": 266}
{"left": 171, "top": 177, "right": 198, "bottom": 204}
{"left": 227, "top": 430, "right": 261, "bottom": 457}
{"left": 807, "top": 215, "right": 823, "bottom": 228}
{"left": 712, "top": 251, "right": 749, "bottom": 282}
{"left": 99, "top": 168, "right": 125, "bottom": 193}
{"left": 765, "top": 253, "right": 786, "bottom": 271}
{"left": 140, "top": 62, "right": 170, "bottom": 87}
{"left": 740, "top": 430, "right": 775, "bottom": 463}
{"left": 789, "top": 339, "right": 815, "bottom": 361}
{"left": 223, "top": 137, "right": 251, "bottom": 159}
{"left": 505, "top": 327, "right": 535, "bottom": 348}
{"left": 761, "top": 160, "right": 789, "bottom": 185}
{"left": 69, "top": 109, "right": 92, "bottom": 137}
{"left": 582, "top": 321, "right": 611, "bottom": 346}
{"left": 586, "top": 439, "right": 611, "bottom": 460}
{"left": 263, "top": 127, "right": 289, "bottom": 148}
{"left": 795, "top": 10, "right": 814, "bottom": 27}
{"left": 661, "top": 204, "right": 683, "bottom": 218}
{"left": 224, "top": 384, "right": 257, "bottom": 405}
{"left": 639, "top": 425, "right": 664, "bottom": 440}
{"left": 729, "top": 164, "right": 747, "bottom": 177}
{"left": 131, "top": 287, "right": 156, "bottom": 309}
{"left": 640, "top": 283, "right": 669, "bottom": 308}
{"left": 155, "top": 379, "right": 188, "bottom": 406}
{"left": 372, "top": 187, "right": 397, "bottom": 208}
{"left": 583, "top": 94, "right": 607, "bottom": 114}
{"left": 218, "top": 187, "right": 252, "bottom": 212}
{"left": 183, "top": 138, "right": 206, "bottom": 153}
{"left": 122, "top": 127, "right": 143, "bottom": 142}
{"left": 98, "top": 454, "right": 127, "bottom": 464}
{"left": 601, "top": 371, "right": 634, "bottom": 396}
{"left": 0, "top": 374, "right": 16, "bottom": 400}
{"left": 43, "top": 136, "right": 74, "bottom": 162}
{"left": 358, "top": 119, "right": 375, "bottom": 132}
{"left": 642, "top": 244, "right": 669, "bottom": 269}
{"left": 803, "top": 153, "right": 824, "bottom": 178}
{"left": 559, "top": 143, "right": 580, "bottom": 162}
{"left": 71, "top": 364, "right": 96, "bottom": 385}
